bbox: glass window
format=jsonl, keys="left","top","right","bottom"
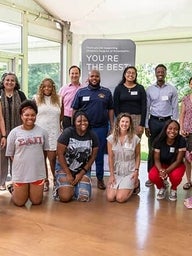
{"left": 28, "top": 36, "right": 61, "bottom": 99}
{"left": 0, "top": 22, "right": 21, "bottom": 53}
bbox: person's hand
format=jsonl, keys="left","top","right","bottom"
{"left": 0, "top": 137, "right": 6, "bottom": 148}
{"left": 66, "top": 173, "right": 74, "bottom": 184}
{"left": 136, "top": 126, "right": 144, "bottom": 136}
{"left": 72, "top": 172, "right": 84, "bottom": 186}
{"left": 145, "top": 128, "right": 151, "bottom": 137}
{"left": 159, "top": 169, "right": 168, "bottom": 180}
{"left": 107, "top": 174, "right": 116, "bottom": 187}
{"left": 181, "top": 130, "right": 188, "bottom": 137}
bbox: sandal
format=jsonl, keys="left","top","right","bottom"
{"left": 184, "top": 197, "right": 192, "bottom": 209}
{"left": 183, "top": 182, "right": 192, "bottom": 190}
{"left": 133, "top": 179, "right": 140, "bottom": 195}
{"left": 44, "top": 179, "right": 49, "bottom": 192}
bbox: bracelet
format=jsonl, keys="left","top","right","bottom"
{"left": 1, "top": 135, "right": 7, "bottom": 138}
{"left": 135, "top": 168, "right": 139, "bottom": 171}
{"left": 82, "top": 167, "right": 88, "bottom": 172}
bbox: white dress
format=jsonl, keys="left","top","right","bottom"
{"left": 35, "top": 95, "right": 62, "bottom": 151}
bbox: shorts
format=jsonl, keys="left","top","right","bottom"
{"left": 14, "top": 179, "right": 45, "bottom": 187}
{"left": 55, "top": 169, "right": 92, "bottom": 201}
{"left": 111, "top": 173, "right": 135, "bottom": 189}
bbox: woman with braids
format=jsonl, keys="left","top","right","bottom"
{"left": 34, "top": 78, "right": 63, "bottom": 191}
{"left": 0, "top": 72, "right": 26, "bottom": 190}
{"left": 106, "top": 113, "right": 141, "bottom": 203}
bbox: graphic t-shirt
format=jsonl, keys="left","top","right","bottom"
{"left": 58, "top": 127, "right": 99, "bottom": 172}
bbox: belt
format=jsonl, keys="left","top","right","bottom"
{"left": 150, "top": 115, "right": 171, "bottom": 121}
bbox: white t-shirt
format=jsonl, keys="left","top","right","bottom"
{"left": 6, "top": 125, "right": 50, "bottom": 183}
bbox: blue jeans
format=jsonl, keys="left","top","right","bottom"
{"left": 92, "top": 126, "right": 108, "bottom": 180}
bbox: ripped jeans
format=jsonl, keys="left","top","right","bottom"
{"left": 55, "top": 169, "right": 92, "bottom": 202}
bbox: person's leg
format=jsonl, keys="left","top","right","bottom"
{"left": 169, "top": 163, "right": 186, "bottom": 191}
{"left": 0, "top": 147, "right": 9, "bottom": 188}
{"left": 11, "top": 183, "right": 29, "bottom": 207}
{"left": 183, "top": 154, "right": 192, "bottom": 189}
{"left": 29, "top": 180, "right": 44, "bottom": 205}
{"left": 92, "top": 127, "right": 108, "bottom": 189}
{"left": 146, "top": 118, "right": 168, "bottom": 187}
{"left": 75, "top": 173, "right": 92, "bottom": 202}
{"left": 47, "top": 150, "right": 56, "bottom": 182}
{"left": 149, "top": 165, "right": 165, "bottom": 189}
{"left": 56, "top": 171, "right": 74, "bottom": 202}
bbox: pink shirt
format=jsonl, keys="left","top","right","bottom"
{"left": 59, "top": 83, "right": 83, "bottom": 117}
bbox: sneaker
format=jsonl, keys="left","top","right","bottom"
{"left": 97, "top": 179, "right": 106, "bottom": 190}
{"left": 157, "top": 188, "right": 166, "bottom": 200}
{"left": 169, "top": 189, "right": 177, "bottom": 201}
{"left": 145, "top": 179, "right": 153, "bottom": 187}
{"left": 7, "top": 184, "right": 13, "bottom": 194}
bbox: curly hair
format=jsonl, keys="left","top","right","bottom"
{"left": 36, "top": 78, "right": 60, "bottom": 106}
{"left": 112, "top": 112, "right": 134, "bottom": 144}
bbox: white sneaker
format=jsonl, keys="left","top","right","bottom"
{"left": 157, "top": 188, "right": 166, "bottom": 200}
{"left": 169, "top": 189, "right": 177, "bottom": 201}
{"left": 145, "top": 180, "right": 153, "bottom": 187}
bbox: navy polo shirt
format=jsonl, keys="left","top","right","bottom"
{"left": 72, "top": 84, "right": 114, "bottom": 128}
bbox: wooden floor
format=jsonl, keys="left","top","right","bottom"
{"left": 1, "top": 161, "right": 192, "bottom": 256}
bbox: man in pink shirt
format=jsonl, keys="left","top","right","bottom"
{"left": 59, "top": 66, "right": 83, "bottom": 129}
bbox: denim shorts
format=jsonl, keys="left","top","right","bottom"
{"left": 55, "top": 167, "right": 92, "bottom": 201}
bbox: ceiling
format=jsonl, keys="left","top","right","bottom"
{"left": 35, "top": 0, "right": 192, "bottom": 39}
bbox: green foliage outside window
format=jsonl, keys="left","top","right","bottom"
{"left": 28, "top": 63, "right": 60, "bottom": 99}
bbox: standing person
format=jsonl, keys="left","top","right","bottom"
{"left": 56, "top": 111, "right": 98, "bottom": 202}
{"left": 6, "top": 100, "right": 49, "bottom": 207}
{"left": 34, "top": 78, "right": 63, "bottom": 192}
{"left": 106, "top": 113, "right": 140, "bottom": 203}
{"left": 113, "top": 66, "right": 146, "bottom": 138}
{"left": 59, "top": 65, "right": 83, "bottom": 129}
{"left": 145, "top": 64, "right": 179, "bottom": 187}
{"left": 179, "top": 77, "right": 192, "bottom": 190}
{"left": 149, "top": 120, "right": 186, "bottom": 201}
{"left": 72, "top": 69, "right": 114, "bottom": 190}
{"left": 0, "top": 103, "right": 7, "bottom": 190}
{"left": 0, "top": 72, "right": 27, "bottom": 191}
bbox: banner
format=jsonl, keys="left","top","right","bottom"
{"left": 81, "top": 39, "right": 136, "bottom": 91}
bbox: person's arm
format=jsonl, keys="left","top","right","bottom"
{"left": 113, "top": 86, "right": 120, "bottom": 117}
{"left": 57, "top": 142, "right": 74, "bottom": 183}
{"left": 73, "top": 146, "right": 99, "bottom": 185}
{"left": 165, "top": 150, "right": 185, "bottom": 174}
{"left": 172, "top": 87, "right": 179, "bottom": 120}
{"left": 0, "top": 103, "right": 6, "bottom": 148}
{"left": 153, "top": 149, "right": 166, "bottom": 179}
{"left": 108, "top": 109, "right": 114, "bottom": 132}
{"left": 145, "top": 88, "right": 151, "bottom": 137}
{"left": 131, "top": 142, "right": 140, "bottom": 181}
{"left": 107, "top": 140, "right": 116, "bottom": 185}
{"left": 179, "top": 100, "right": 187, "bottom": 136}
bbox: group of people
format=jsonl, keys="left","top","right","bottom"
{"left": 0, "top": 64, "right": 192, "bottom": 208}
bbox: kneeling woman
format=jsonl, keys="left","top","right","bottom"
{"left": 107, "top": 113, "right": 141, "bottom": 203}
{"left": 149, "top": 120, "right": 186, "bottom": 201}
{"left": 6, "top": 100, "right": 49, "bottom": 207}
{"left": 56, "top": 111, "right": 98, "bottom": 202}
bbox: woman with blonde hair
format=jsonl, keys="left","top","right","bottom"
{"left": 106, "top": 112, "right": 141, "bottom": 203}
{"left": 34, "top": 78, "right": 63, "bottom": 191}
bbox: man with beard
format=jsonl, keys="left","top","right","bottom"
{"left": 145, "top": 64, "right": 179, "bottom": 187}
{"left": 72, "top": 69, "right": 114, "bottom": 190}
